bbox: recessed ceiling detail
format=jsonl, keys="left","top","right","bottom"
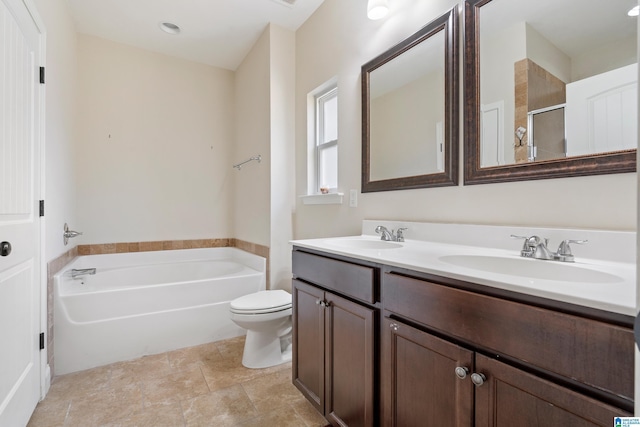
{"left": 159, "top": 22, "right": 180, "bottom": 35}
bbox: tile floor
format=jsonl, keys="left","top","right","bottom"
{"left": 27, "top": 336, "right": 329, "bottom": 427}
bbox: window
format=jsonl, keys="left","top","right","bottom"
{"left": 313, "top": 86, "right": 338, "bottom": 193}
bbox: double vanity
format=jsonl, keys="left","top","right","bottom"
{"left": 297, "top": 0, "right": 637, "bottom": 423}
{"left": 291, "top": 221, "right": 635, "bottom": 426}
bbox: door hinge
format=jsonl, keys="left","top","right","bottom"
{"left": 39, "top": 332, "right": 45, "bottom": 350}
{"left": 39, "top": 67, "right": 45, "bottom": 84}
{"left": 39, "top": 200, "right": 44, "bottom": 217}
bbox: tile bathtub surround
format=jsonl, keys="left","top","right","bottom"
{"left": 28, "top": 336, "right": 328, "bottom": 427}
{"left": 77, "top": 238, "right": 236, "bottom": 255}
{"left": 76, "top": 238, "right": 270, "bottom": 265}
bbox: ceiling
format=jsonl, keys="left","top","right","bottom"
{"left": 66, "top": 0, "right": 326, "bottom": 71}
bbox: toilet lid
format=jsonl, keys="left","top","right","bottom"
{"left": 230, "top": 290, "right": 292, "bottom": 313}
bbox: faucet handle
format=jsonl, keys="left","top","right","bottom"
{"left": 510, "top": 234, "right": 529, "bottom": 246}
{"left": 511, "top": 235, "right": 549, "bottom": 258}
{"left": 556, "top": 239, "right": 587, "bottom": 262}
{"left": 396, "top": 228, "right": 408, "bottom": 242}
{"left": 511, "top": 235, "right": 534, "bottom": 256}
{"left": 375, "top": 225, "right": 392, "bottom": 241}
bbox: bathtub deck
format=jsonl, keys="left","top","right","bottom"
{"left": 28, "top": 336, "right": 328, "bottom": 427}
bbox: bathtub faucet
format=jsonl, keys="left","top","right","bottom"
{"left": 71, "top": 268, "right": 96, "bottom": 278}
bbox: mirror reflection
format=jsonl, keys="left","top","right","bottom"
{"left": 478, "top": 0, "right": 637, "bottom": 167}
{"left": 369, "top": 30, "right": 446, "bottom": 180}
{"left": 362, "top": 6, "right": 458, "bottom": 192}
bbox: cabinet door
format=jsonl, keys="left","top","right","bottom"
{"left": 474, "top": 353, "right": 631, "bottom": 426}
{"left": 325, "top": 292, "right": 376, "bottom": 427}
{"left": 382, "top": 317, "right": 474, "bottom": 427}
{"left": 292, "top": 279, "right": 326, "bottom": 414}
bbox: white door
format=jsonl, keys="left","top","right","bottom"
{"left": 0, "top": 0, "right": 43, "bottom": 425}
{"left": 480, "top": 100, "right": 505, "bottom": 167}
{"left": 565, "top": 63, "right": 637, "bottom": 157}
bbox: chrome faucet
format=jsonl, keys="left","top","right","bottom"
{"left": 63, "top": 223, "right": 83, "bottom": 246}
{"left": 511, "top": 235, "right": 587, "bottom": 263}
{"left": 555, "top": 239, "right": 588, "bottom": 262}
{"left": 71, "top": 268, "right": 96, "bottom": 278}
{"left": 375, "top": 226, "right": 408, "bottom": 242}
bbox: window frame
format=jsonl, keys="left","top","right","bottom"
{"left": 314, "top": 86, "right": 338, "bottom": 194}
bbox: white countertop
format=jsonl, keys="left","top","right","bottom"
{"left": 291, "top": 222, "right": 637, "bottom": 317}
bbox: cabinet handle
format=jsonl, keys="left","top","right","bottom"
{"left": 454, "top": 366, "right": 469, "bottom": 380}
{"left": 389, "top": 322, "right": 399, "bottom": 331}
{"left": 316, "top": 300, "right": 323, "bottom": 305}
{"left": 471, "top": 373, "right": 486, "bottom": 386}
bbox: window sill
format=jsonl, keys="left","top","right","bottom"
{"left": 300, "top": 193, "right": 344, "bottom": 205}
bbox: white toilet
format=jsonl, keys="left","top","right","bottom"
{"left": 229, "top": 289, "right": 293, "bottom": 369}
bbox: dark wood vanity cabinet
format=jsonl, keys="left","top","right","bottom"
{"left": 292, "top": 250, "right": 378, "bottom": 426}
{"left": 382, "top": 316, "right": 474, "bottom": 426}
{"left": 473, "top": 353, "right": 629, "bottom": 426}
{"left": 382, "top": 315, "right": 630, "bottom": 426}
{"left": 382, "top": 270, "right": 634, "bottom": 426}
{"left": 292, "top": 247, "right": 634, "bottom": 427}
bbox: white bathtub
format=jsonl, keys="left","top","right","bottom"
{"left": 53, "top": 247, "right": 265, "bottom": 375}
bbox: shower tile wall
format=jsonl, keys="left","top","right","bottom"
{"left": 46, "top": 238, "right": 270, "bottom": 376}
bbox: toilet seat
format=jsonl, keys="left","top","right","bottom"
{"left": 230, "top": 290, "right": 292, "bottom": 314}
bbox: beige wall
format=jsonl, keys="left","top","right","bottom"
{"left": 572, "top": 35, "right": 637, "bottom": 82}
{"left": 35, "top": 0, "right": 78, "bottom": 261}
{"left": 525, "top": 24, "right": 571, "bottom": 84}
{"left": 36, "top": 0, "right": 638, "bottom": 266}
{"left": 370, "top": 71, "right": 444, "bottom": 179}
{"left": 268, "top": 25, "right": 296, "bottom": 292}
{"left": 233, "top": 25, "right": 296, "bottom": 291}
{"left": 233, "top": 27, "right": 272, "bottom": 247}
{"left": 480, "top": 21, "right": 525, "bottom": 164}
{"left": 294, "top": 0, "right": 637, "bottom": 240}
{"left": 75, "top": 35, "right": 235, "bottom": 244}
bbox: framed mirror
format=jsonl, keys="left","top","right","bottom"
{"left": 362, "top": 6, "right": 459, "bottom": 192}
{"left": 464, "top": 0, "right": 637, "bottom": 185}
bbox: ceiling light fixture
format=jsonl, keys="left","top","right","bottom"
{"left": 367, "top": 0, "right": 389, "bottom": 20}
{"left": 159, "top": 22, "right": 181, "bottom": 35}
{"left": 628, "top": 5, "right": 639, "bottom": 16}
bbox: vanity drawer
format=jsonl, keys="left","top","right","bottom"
{"left": 382, "top": 272, "right": 634, "bottom": 401}
{"left": 292, "top": 250, "right": 377, "bottom": 304}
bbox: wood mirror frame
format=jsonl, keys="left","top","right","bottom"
{"left": 464, "top": 0, "right": 636, "bottom": 185}
{"left": 362, "top": 6, "right": 459, "bottom": 193}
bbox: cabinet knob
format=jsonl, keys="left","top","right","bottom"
{"left": 454, "top": 366, "right": 469, "bottom": 380}
{"left": 471, "top": 373, "right": 486, "bottom": 386}
{"left": 389, "top": 322, "right": 399, "bottom": 332}
{"left": 316, "top": 300, "right": 323, "bottom": 306}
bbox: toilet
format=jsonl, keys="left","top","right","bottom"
{"left": 229, "top": 289, "right": 293, "bottom": 369}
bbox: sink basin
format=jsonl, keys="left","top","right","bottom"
{"left": 325, "top": 239, "right": 403, "bottom": 250}
{"left": 438, "top": 255, "right": 622, "bottom": 284}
